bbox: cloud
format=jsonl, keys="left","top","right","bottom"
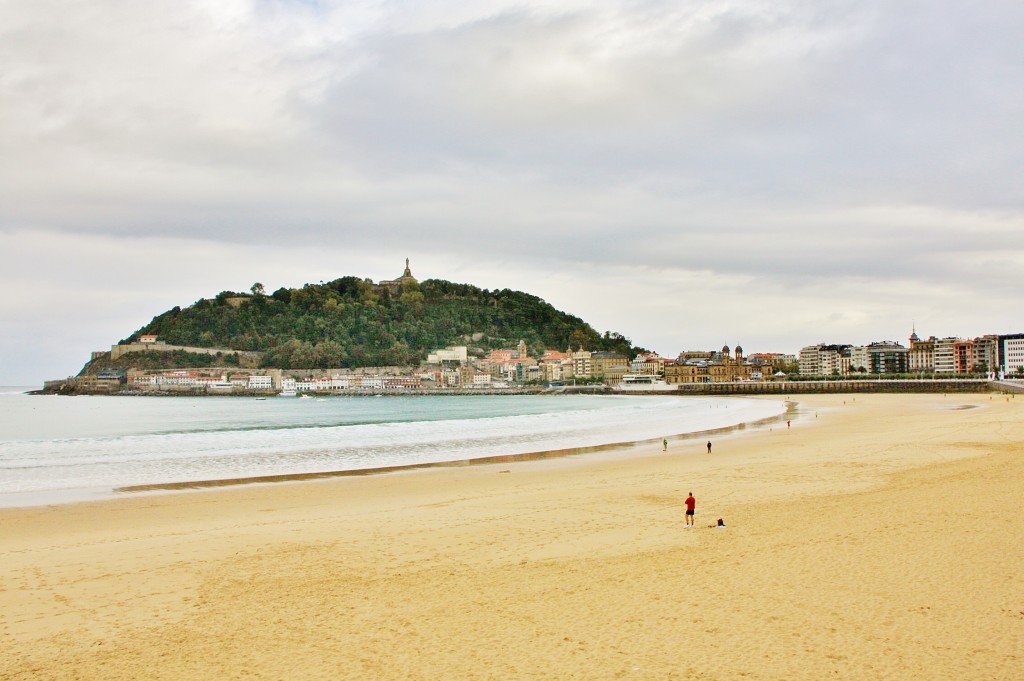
{"left": 0, "top": 0, "right": 1021, "bottom": 383}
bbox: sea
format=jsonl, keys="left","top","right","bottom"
{"left": 0, "top": 387, "right": 786, "bottom": 507}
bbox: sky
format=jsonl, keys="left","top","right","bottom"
{"left": 1, "top": 0, "right": 1022, "bottom": 385}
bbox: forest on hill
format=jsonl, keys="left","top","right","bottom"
{"left": 119, "top": 277, "right": 643, "bottom": 370}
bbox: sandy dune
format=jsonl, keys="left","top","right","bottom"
{"left": 2, "top": 393, "right": 1022, "bottom": 679}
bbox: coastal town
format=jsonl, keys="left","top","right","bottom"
{"left": 52, "top": 328, "right": 1024, "bottom": 396}
{"left": 42, "top": 260, "right": 1024, "bottom": 395}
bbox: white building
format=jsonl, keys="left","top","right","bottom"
{"left": 330, "top": 374, "right": 355, "bottom": 390}
{"left": 799, "top": 344, "right": 851, "bottom": 376}
{"left": 933, "top": 337, "right": 958, "bottom": 373}
{"left": 294, "top": 378, "right": 317, "bottom": 392}
{"left": 1000, "top": 334, "right": 1024, "bottom": 377}
{"left": 248, "top": 375, "right": 273, "bottom": 390}
{"left": 426, "top": 346, "right": 468, "bottom": 364}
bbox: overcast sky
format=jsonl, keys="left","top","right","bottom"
{"left": 2, "top": 0, "right": 1022, "bottom": 385}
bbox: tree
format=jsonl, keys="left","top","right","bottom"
{"left": 251, "top": 282, "right": 266, "bottom": 296}
{"left": 569, "top": 329, "right": 592, "bottom": 351}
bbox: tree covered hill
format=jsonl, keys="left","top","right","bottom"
{"left": 119, "top": 277, "right": 642, "bottom": 370}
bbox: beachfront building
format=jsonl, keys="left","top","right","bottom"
{"left": 569, "top": 349, "right": 592, "bottom": 379}
{"left": 602, "top": 364, "right": 630, "bottom": 385}
{"left": 998, "top": 334, "right": 1024, "bottom": 377}
{"left": 973, "top": 336, "right": 999, "bottom": 375}
{"left": 798, "top": 344, "right": 852, "bottom": 376}
{"left": 468, "top": 371, "right": 494, "bottom": 387}
{"left": 747, "top": 352, "right": 796, "bottom": 369}
{"left": 932, "top": 337, "right": 960, "bottom": 373}
{"left": 665, "top": 345, "right": 763, "bottom": 384}
{"left": 631, "top": 352, "right": 669, "bottom": 376}
{"left": 294, "top": 377, "right": 317, "bottom": 392}
{"left": 590, "top": 351, "right": 630, "bottom": 380}
{"left": 242, "top": 372, "right": 270, "bottom": 387}
{"left": 537, "top": 351, "right": 573, "bottom": 383}
{"left": 540, "top": 361, "right": 567, "bottom": 383}
{"left": 909, "top": 330, "right": 998, "bottom": 375}
{"left": 908, "top": 330, "right": 935, "bottom": 372}
{"left": 849, "top": 342, "right": 909, "bottom": 374}
{"left": 665, "top": 360, "right": 708, "bottom": 384}
{"left": 515, "top": 362, "right": 542, "bottom": 383}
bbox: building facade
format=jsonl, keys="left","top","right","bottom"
{"left": 850, "top": 342, "right": 909, "bottom": 374}
{"left": 799, "top": 344, "right": 852, "bottom": 376}
{"left": 999, "top": 334, "right": 1024, "bottom": 377}
{"left": 665, "top": 345, "right": 761, "bottom": 384}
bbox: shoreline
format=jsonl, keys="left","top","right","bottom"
{"left": 3, "top": 393, "right": 1021, "bottom": 679}
{"left": 0, "top": 393, "right": 790, "bottom": 509}
{"left": 113, "top": 400, "right": 797, "bottom": 495}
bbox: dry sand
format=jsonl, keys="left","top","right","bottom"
{"left": 2, "top": 393, "right": 1022, "bottom": 680}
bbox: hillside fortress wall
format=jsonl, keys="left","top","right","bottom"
{"left": 109, "top": 341, "right": 262, "bottom": 365}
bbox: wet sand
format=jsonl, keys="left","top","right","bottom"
{"left": 2, "top": 393, "right": 1021, "bottom": 679}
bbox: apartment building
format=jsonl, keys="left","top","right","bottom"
{"left": 999, "top": 334, "right": 1024, "bottom": 376}
{"left": 590, "top": 351, "right": 630, "bottom": 379}
{"left": 908, "top": 331, "right": 935, "bottom": 371}
{"left": 932, "top": 337, "right": 959, "bottom": 373}
{"left": 630, "top": 352, "right": 669, "bottom": 376}
{"left": 850, "top": 342, "right": 909, "bottom": 374}
{"left": 570, "top": 349, "right": 592, "bottom": 378}
{"left": 799, "top": 344, "right": 852, "bottom": 376}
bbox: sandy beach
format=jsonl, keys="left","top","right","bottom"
{"left": 2, "top": 393, "right": 1021, "bottom": 680}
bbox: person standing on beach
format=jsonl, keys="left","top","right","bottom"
{"left": 684, "top": 492, "right": 696, "bottom": 526}
{"left": 706, "top": 440, "right": 712, "bottom": 454}
{"left": 663, "top": 438, "right": 668, "bottom": 451}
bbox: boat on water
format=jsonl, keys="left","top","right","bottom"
{"left": 615, "top": 374, "right": 678, "bottom": 392}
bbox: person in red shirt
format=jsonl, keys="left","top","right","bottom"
{"left": 684, "top": 492, "right": 696, "bottom": 526}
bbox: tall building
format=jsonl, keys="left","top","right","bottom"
{"left": 908, "top": 329, "right": 997, "bottom": 375}
{"left": 999, "top": 334, "right": 1024, "bottom": 377}
{"left": 932, "top": 337, "right": 959, "bottom": 373}
{"left": 850, "top": 341, "right": 909, "bottom": 374}
{"left": 908, "top": 328, "right": 935, "bottom": 372}
{"left": 799, "top": 344, "right": 852, "bottom": 376}
{"left": 590, "top": 351, "right": 629, "bottom": 380}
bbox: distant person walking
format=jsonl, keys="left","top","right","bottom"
{"left": 684, "top": 492, "right": 696, "bottom": 526}
{"left": 706, "top": 440, "right": 712, "bottom": 454}
{"left": 663, "top": 438, "right": 669, "bottom": 451}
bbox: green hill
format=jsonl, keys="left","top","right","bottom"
{"left": 111, "top": 277, "right": 641, "bottom": 370}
